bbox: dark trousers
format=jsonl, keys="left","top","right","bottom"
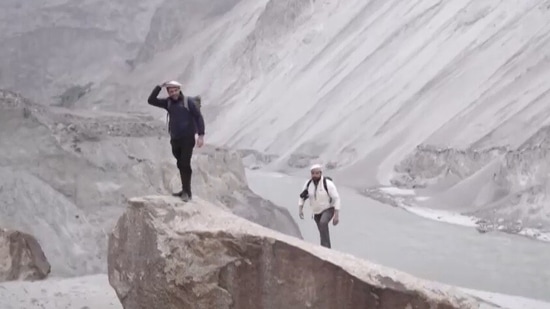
{"left": 313, "top": 207, "right": 335, "bottom": 248}
{"left": 170, "top": 135, "right": 196, "bottom": 197}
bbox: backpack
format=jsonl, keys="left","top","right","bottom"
{"left": 305, "top": 176, "right": 333, "bottom": 202}
{"left": 166, "top": 95, "right": 202, "bottom": 134}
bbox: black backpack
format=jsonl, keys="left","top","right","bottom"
{"left": 301, "top": 176, "right": 333, "bottom": 202}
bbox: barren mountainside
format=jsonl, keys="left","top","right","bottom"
{"left": 0, "top": 0, "right": 163, "bottom": 103}
{"left": 84, "top": 0, "right": 550, "bottom": 234}
{"left": 2, "top": 0, "right": 550, "bottom": 247}
{"left": 78, "top": 0, "right": 550, "bottom": 173}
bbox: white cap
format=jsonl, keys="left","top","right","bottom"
{"left": 310, "top": 164, "right": 323, "bottom": 171}
{"left": 165, "top": 80, "right": 182, "bottom": 88}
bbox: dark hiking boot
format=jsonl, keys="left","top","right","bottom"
{"left": 180, "top": 193, "right": 191, "bottom": 202}
{"left": 172, "top": 190, "right": 184, "bottom": 197}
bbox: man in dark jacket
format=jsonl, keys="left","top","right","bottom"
{"left": 147, "top": 80, "right": 205, "bottom": 201}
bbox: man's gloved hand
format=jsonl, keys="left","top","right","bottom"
{"left": 299, "top": 206, "right": 304, "bottom": 219}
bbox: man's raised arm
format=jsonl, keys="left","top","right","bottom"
{"left": 147, "top": 85, "right": 168, "bottom": 109}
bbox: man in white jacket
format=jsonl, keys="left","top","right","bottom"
{"left": 298, "top": 164, "right": 341, "bottom": 248}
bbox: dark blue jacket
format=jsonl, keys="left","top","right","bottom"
{"left": 148, "top": 85, "right": 205, "bottom": 139}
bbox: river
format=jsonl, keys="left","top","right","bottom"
{"left": 246, "top": 170, "right": 550, "bottom": 301}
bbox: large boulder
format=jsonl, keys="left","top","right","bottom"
{"left": 108, "top": 196, "right": 486, "bottom": 309}
{"left": 0, "top": 228, "right": 51, "bottom": 282}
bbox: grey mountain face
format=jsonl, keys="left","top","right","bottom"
{"left": 0, "top": 0, "right": 246, "bottom": 105}
{"left": 0, "top": 0, "right": 163, "bottom": 103}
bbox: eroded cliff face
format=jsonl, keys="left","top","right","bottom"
{"left": 391, "top": 145, "right": 506, "bottom": 189}
{"left": 108, "top": 195, "right": 485, "bottom": 309}
{"left": 386, "top": 138, "right": 550, "bottom": 237}
{"left": 0, "top": 228, "right": 51, "bottom": 282}
{"left": 0, "top": 89, "right": 300, "bottom": 277}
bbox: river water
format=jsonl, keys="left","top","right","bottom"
{"left": 246, "top": 170, "right": 550, "bottom": 301}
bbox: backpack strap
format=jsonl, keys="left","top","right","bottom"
{"left": 305, "top": 177, "right": 332, "bottom": 203}
{"left": 323, "top": 177, "right": 331, "bottom": 200}
{"left": 183, "top": 96, "right": 189, "bottom": 110}
{"left": 306, "top": 178, "right": 330, "bottom": 194}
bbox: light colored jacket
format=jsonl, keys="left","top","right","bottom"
{"left": 298, "top": 176, "right": 341, "bottom": 214}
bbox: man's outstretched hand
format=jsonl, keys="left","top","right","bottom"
{"left": 196, "top": 135, "right": 204, "bottom": 148}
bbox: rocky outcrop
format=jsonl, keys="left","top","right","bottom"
{"left": 0, "top": 228, "right": 51, "bottom": 282}
{"left": 108, "top": 195, "right": 485, "bottom": 309}
{"left": 237, "top": 148, "right": 278, "bottom": 169}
